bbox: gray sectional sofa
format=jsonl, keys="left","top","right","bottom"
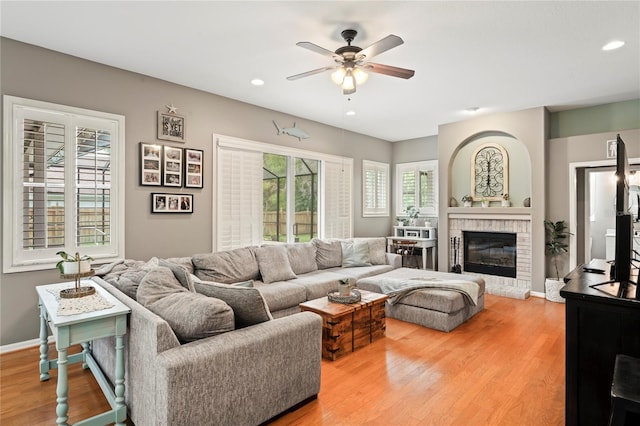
{"left": 91, "top": 237, "right": 401, "bottom": 426}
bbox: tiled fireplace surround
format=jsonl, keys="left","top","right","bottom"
{"left": 449, "top": 214, "right": 531, "bottom": 299}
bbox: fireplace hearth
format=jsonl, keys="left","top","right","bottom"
{"left": 463, "top": 231, "right": 517, "bottom": 278}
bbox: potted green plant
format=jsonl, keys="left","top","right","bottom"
{"left": 56, "top": 251, "right": 94, "bottom": 275}
{"left": 462, "top": 195, "right": 473, "bottom": 207}
{"left": 544, "top": 220, "right": 571, "bottom": 303}
{"left": 481, "top": 197, "right": 489, "bottom": 208}
{"left": 395, "top": 216, "right": 408, "bottom": 226}
{"left": 501, "top": 193, "right": 510, "bottom": 207}
{"left": 404, "top": 206, "right": 420, "bottom": 225}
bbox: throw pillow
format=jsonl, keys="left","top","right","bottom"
{"left": 137, "top": 267, "right": 234, "bottom": 342}
{"left": 341, "top": 240, "right": 372, "bottom": 268}
{"left": 158, "top": 258, "right": 194, "bottom": 291}
{"left": 313, "top": 239, "right": 342, "bottom": 269}
{"left": 192, "top": 247, "right": 260, "bottom": 284}
{"left": 194, "top": 281, "right": 273, "bottom": 328}
{"left": 355, "top": 237, "right": 387, "bottom": 265}
{"left": 286, "top": 243, "right": 318, "bottom": 275}
{"left": 254, "top": 245, "right": 297, "bottom": 284}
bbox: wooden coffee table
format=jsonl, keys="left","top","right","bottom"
{"left": 300, "top": 289, "right": 388, "bottom": 361}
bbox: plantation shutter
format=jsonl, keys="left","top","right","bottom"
{"left": 362, "top": 160, "right": 389, "bottom": 217}
{"left": 396, "top": 160, "right": 438, "bottom": 216}
{"left": 4, "top": 96, "right": 124, "bottom": 272}
{"left": 217, "top": 147, "right": 263, "bottom": 251}
{"left": 323, "top": 160, "right": 353, "bottom": 238}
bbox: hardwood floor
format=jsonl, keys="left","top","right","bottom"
{"left": 0, "top": 295, "right": 565, "bottom": 425}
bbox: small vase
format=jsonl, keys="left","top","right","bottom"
{"left": 463, "top": 201, "right": 472, "bottom": 207}
{"left": 481, "top": 201, "right": 489, "bottom": 208}
{"left": 501, "top": 200, "right": 510, "bottom": 207}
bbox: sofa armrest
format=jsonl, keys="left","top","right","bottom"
{"left": 153, "top": 312, "right": 322, "bottom": 426}
{"left": 386, "top": 252, "right": 402, "bottom": 268}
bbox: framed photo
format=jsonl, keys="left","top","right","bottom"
{"left": 151, "top": 193, "right": 193, "bottom": 214}
{"left": 157, "top": 111, "right": 185, "bottom": 143}
{"left": 140, "top": 142, "right": 162, "bottom": 186}
{"left": 184, "top": 148, "right": 204, "bottom": 188}
{"left": 163, "top": 146, "right": 183, "bottom": 187}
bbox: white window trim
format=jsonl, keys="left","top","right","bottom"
{"left": 395, "top": 160, "right": 438, "bottom": 216}
{"left": 3, "top": 95, "right": 125, "bottom": 273}
{"left": 362, "top": 159, "right": 390, "bottom": 217}
{"left": 214, "top": 134, "right": 353, "bottom": 250}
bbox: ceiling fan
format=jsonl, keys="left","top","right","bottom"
{"left": 287, "top": 29, "right": 415, "bottom": 95}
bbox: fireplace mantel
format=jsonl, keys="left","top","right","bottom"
{"left": 448, "top": 207, "right": 531, "bottom": 215}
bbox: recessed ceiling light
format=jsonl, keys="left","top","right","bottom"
{"left": 345, "top": 110, "right": 356, "bottom": 116}
{"left": 251, "top": 78, "right": 265, "bottom": 86}
{"left": 602, "top": 40, "right": 625, "bottom": 51}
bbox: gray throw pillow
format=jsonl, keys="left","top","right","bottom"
{"left": 137, "top": 267, "right": 234, "bottom": 342}
{"left": 313, "top": 239, "right": 342, "bottom": 269}
{"left": 355, "top": 237, "right": 387, "bottom": 265}
{"left": 159, "top": 258, "right": 194, "bottom": 291}
{"left": 341, "top": 240, "right": 372, "bottom": 268}
{"left": 194, "top": 281, "right": 273, "bottom": 328}
{"left": 255, "top": 245, "right": 297, "bottom": 284}
{"left": 286, "top": 243, "right": 318, "bottom": 275}
{"left": 192, "top": 247, "right": 260, "bottom": 284}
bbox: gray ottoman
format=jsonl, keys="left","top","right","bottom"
{"left": 356, "top": 268, "right": 485, "bottom": 332}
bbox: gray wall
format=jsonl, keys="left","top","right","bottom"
{"left": 0, "top": 38, "right": 392, "bottom": 346}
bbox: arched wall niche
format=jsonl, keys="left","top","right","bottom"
{"left": 449, "top": 130, "right": 532, "bottom": 207}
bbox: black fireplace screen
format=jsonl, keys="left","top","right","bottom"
{"left": 463, "top": 231, "right": 517, "bottom": 278}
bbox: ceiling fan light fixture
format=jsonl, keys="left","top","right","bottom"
{"left": 342, "top": 69, "right": 356, "bottom": 94}
{"left": 331, "top": 67, "right": 346, "bottom": 85}
{"left": 353, "top": 67, "right": 368, "bottom": 85}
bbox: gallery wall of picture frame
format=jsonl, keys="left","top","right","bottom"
{"left": 139, "top": 142, "right": 203, "bottom": 189}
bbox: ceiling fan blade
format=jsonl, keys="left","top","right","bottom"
{"left": 296, "top": 41, "right": 341, "bottom": 60}
{"left": 357, "top": 35, "right": 404, "bottom": 60}
{"left": 364, "top": 62, "right": 415, "bottom": 79}
{"left": 286, "top": 66, "right": 335, "bottom": 81}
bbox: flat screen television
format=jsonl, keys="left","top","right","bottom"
{"left": 591, "top": 134, "right": 637, "bottom": 299}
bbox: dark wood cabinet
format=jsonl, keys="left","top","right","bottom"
{"left": 561, "top": 261, "right": 640, "bottom": 426}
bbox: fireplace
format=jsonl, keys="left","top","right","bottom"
{"left": 463, "top": 231, "right": 517, "bottom": 278}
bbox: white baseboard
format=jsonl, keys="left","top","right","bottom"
{"left": 1, "top": 336, "right": 54, "bottom": 354}
{"left": 530, "top": 291, "right": 546, "bottom": 298}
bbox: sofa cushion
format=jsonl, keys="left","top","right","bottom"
{"left": 286, "top": 243, "right": 318, "bottom": 275}
{"left": 192, "top": 247, "right": 260, "bottom": 284}
{"left": 137, "top": 267, "right": 234, "bottom": 342}
{"left": 251, "top": 281, "right": 308, "bottom": 313}
{"left": 255, "top": 245, "right": 297, "bottom": 284}
{"left": 288, "top": 270, "right": 347, "bottom": 300}
{"left": 355, "top": 237, "right": 387, "bottom": 265}
{"left": 313, "top": 239, "right": 342, "bottom": 269}
{"left": 194, "top": 281, "right": 273, "bottom": 328}
{"left": 158, "top": 258, "right": 194, "bottom": 291}
{"left": 163, "top": 256, "right": 195, "bottom": 274}
{"left": 341, "top": 240, "right": 372, "bottom": 268}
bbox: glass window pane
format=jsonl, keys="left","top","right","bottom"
{"left": 263, "top": 153, "right": 287, "bottom": 242}
{"left": 294, "top": 157, "right": 318, "bottom": 242}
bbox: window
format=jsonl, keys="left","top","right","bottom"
{"left": 396, "top": 160, "right": 438, "bottom": 216}
{"left": 262, "top": 155, "right": 319, "bottom": 243}
{"left": 362, "top": 160, "right": 389, "bottom": 217}
{"left": 216, "top": 135, "right": 352, "bottom": 251}
{"left": 3, "top": 96, "right": 125, "bottom": 273}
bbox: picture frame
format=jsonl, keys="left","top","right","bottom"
{"left": 163, "top": 146, "right": 183, "bottom": 187}
{"left": 157, "top": 111, "right": 185, "bottom": 143}
{"left": 184, "top": 148, "right": 204, "bottom": 188}
{"left": 151, "top": 193, "right": 193, "bottom": 213}
{"left": 139, "top": 142, "right": 162, "bottom": 186}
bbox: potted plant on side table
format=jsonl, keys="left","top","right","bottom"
{"left": 56, "top": 251, "right": 95, "bottom": 298}
{"left": 544, "top": 220, "right": 571, "bottom": 303}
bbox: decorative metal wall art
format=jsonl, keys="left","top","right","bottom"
{"left": 471, "top": 142, "right": 508, "bottom": 201}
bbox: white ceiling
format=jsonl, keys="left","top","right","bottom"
{"left": 2, "top": 1, "right": 639, "bottom": 142}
